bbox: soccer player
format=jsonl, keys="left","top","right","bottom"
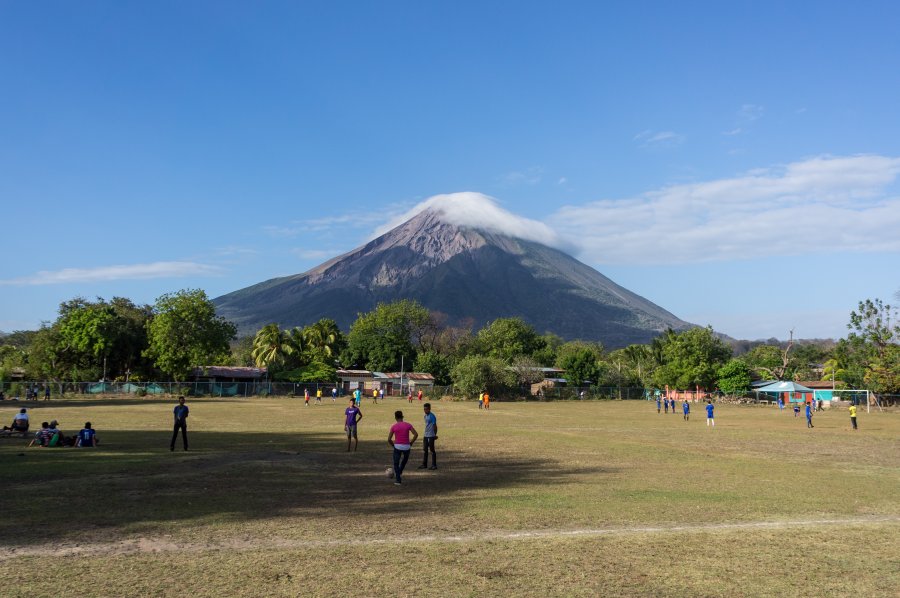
{"left": 315, "top": 388, "right": 322, "bottom": 404}
{"left": 331, "top": 387, "right": 337, "bottom": 402}
{"left": 304, "top": 388, "right": 310, "bottom": 406}
{"left": 805, "top": 402, "right": 814, "bottom": 428}
{"left": 353, "top": 388, "right": 361, "bottom": 407}
{"left": 656, "top": 396, "right": 661, "bottom": 414}
{"left": 170, "top": 396, "right": 189, "bottom": 451}
{"left": 705, "top": 400, "right": 715, "bottom": 427}
{"left": 664, "top": 398, "right": 669, "bottom": 414}
{"left": 682, "top": 400, "right": 690, "bottom": 421}
{"left": 344, "top": 398, "right": 362, "bottom": 452}
{"left": 388, "top": 410, "right": 418, "bottom": 485}
{"left": 419, "top": 403, "right": 438, "bottom": 470}
{"left": 849, "top": 403, "right": 858, "bottom": 430}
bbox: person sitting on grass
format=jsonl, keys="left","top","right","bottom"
{"left": 46, "top": 419, "right": 74, "bottom": 446}
{"left": 75, "top": 422, "right": 99, "bottom": 447}
{"left": 3, "top": 408, "right": 30, "bottom": 433}
{"left": 28, "top": 422, "right": 52, "bottom": 447}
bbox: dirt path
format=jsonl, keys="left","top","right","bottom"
{"left": 2, "top": 515, "right": 897, "bottom": 561}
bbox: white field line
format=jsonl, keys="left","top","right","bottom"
{"left": 1, "top": 516, "right": 897, "bottom": 561}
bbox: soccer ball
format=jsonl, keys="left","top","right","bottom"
{"left": 385, "top": 467, "right": 394, "bottom": 479}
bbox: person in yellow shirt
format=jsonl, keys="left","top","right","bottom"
{"left": 373, "top": 388, "right": 379, "bottom": 404}
{"left": 849, "top": 404, "right": 858, "bottom": 430}
{"left": 315, "top": 388, "right": 322, "bottom": 404}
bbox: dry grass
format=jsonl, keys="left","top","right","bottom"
{"left": 0, "top": 397, "right": 897, "bottom": 596}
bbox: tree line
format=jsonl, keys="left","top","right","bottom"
{"left": 1, "top": 291, "right": 897, "bottom": 398}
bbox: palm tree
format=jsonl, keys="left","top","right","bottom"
{"left": 251, "top": 324, "right": 294, "bottom": 369}
{"left": 303, "top": 319, "right": 340, "bottom": 359}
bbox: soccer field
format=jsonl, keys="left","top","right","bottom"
{"left": 1, "top": 397, "right": 897, "bottom": 597}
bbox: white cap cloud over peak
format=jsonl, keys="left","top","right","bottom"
{"left": 374, "top": 192, "right": 564, "bottom": 248}
{"left": 549, "top": 154, "right": 900, "bottom": 265}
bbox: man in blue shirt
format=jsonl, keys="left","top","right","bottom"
{"left": 656, "top": 397, "right": 661, "bottom": 414}
{"left": 705, "top": 400, "right": 715, "bottom": 427}
{"left": 419, "top": 403, "right": 438, "bottom": 470}
{"left": 76, "top": 422, "right": 98, "bottom": 447}
{"left": 682, "top": 400, "right": 690, "bottom": 421}
{"left": 170, "top": 396, "right": 189, "bottom": 451}
{"left": 805, "top": 403, "right": 814, "bottom": 428}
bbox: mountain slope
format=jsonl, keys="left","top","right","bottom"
{"left": 213, "top": 209, "right": 691, "bottom": 346}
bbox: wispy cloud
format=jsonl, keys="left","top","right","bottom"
{"left": 497, "top": 167, "right": 543, "bottom": 187}
{"left": 634, "top": 129, "right": 685, "bottom": 148}
{"left": 291, "top": 248, "right": 341, "bottom": 261}
{"left": 0, "top": 261, "right": 223, "bottom": 286}
{"left": 549, "top": 154, "right": 900, "bottom": 265}
{"left": 738, "top": 103, "right": 764, "bottom": 122}
{"left": 722, "top": 127, "right": 743, "bottom": 136}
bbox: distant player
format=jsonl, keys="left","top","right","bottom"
{"left": 805, "top": 403, "right": 814, "bottom": 428}
{"left": 656, "top": 397, "right": 661, "bottom": 414}
{"left": 170, "top": 396, "right": 189, "bottom": 451}
{"left": 407, "top": 390, "right": 414, "bottom": 403}
{"left": 664, "top": 398, "right": 669, "bottom": 414}
{"left": 304, "top": 388, "right": 310, "bottom": 406}
{"left": 417, "top": 389, "right": 423, "bottom": 402}
{"left": 353, "top": 388, "right": 361, "bottom": 407}
{"left": 705, "top": 400, "right": 715, "bottom": 427}
{"left": 316, "top": 388, "right": 322, "bottom": 404}
{"left": 331, "top": 387, "right": 337, "bottom": 402}
{"left": 344, "top": 398, "right": 362, "bottom": 451}
{"left": 682, "top": 400, "right": 690, "bottom": 421}
{"left": 793, "top": 403, "right": 800, "bottom": 417}
{"left": 849, "top": 404, "right": 858, "bottom": 430}
{"left": 482, "top": 392, "right": 490, "bottom": 410}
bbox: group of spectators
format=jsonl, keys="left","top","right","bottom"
{"left": 2, "top": 408, "right": 98, "bottom": 447}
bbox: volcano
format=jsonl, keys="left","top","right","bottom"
{"left": 213, "top": 204, "right": 691, "bottom": 347}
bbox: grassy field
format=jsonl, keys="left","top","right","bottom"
{"left": 1, "top": 396, "right": 897, "bottom": 597}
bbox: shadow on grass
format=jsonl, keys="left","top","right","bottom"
{"left": 0, "top": 429, "right": 617, "bottom": 547}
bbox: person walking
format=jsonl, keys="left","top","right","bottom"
{"left": 419, "top": 402, "right": 438, "bottom": 470}
{"left": 849, "top": 403, "right": 858, "bottom": 430}
{"left": 344, "top": 398, "right": 362, "bottom": 451}
{"left": 805, "top": 402, "right": 814, "bottom": 428}
{"left": 388, "top": 410, "right": 418, "bottom": 485}
{"left": 170, "top": 396, "right": 189, "bottom": 451}
{"left": 705, "top": 400, "right": 715, "bottom": 427}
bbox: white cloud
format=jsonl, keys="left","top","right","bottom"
{"left": 498, "top": 167, "right": 543, "bottom": 187}
{"left": 549, "top": 154, "right": 900, "bottom": 265}
{"left": 738, "top": 103, "right": 764, "bottom": 122}
{"left": 373, "top": 192, "right": 564, "bottom": 249}
{"left": 722, "top": 127, "right": 743, "bottom": 136}
{"left": 0, "top": 261, "right": 223, "bottom": 286}
{"left": 634, "top": 129, "right": 684, "bottom": 147}
{"left": 558, "top": 177, "right": 568, "bottom": 185}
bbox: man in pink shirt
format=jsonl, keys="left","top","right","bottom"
{"left": 387, "top": 410, "right": 418, "bottom": 485}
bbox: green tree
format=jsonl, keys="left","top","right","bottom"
{"left": 302, "top": 318, "right": 345, "bottom": 363}
{"left": 846, "top": 298, "right": 900, "bottom": 394}
{"left": 717, "top": 359, "right": 752, "bottom": 395}
{"left": 414, "top": 350, "right": 452, "bottom": 385}
{"left": 555, "top": 341, "right": 603, "bottom": 386}
{"left": 144, "top": 289, "right": 237, "bottom": 381}
{"left": 251, "top": 324, "right": 295, "bottom": 370}
{"left": 475, "top": 317, "right": 545, "bottom": 363}
{"left": 451, "top": 355, "right": 516, "bottom": 399}
{"left": 652, "top": 326, "right": 732, "bottom": 390}
{"left": 344, "top": 300, "right": 431, "bottom": 371}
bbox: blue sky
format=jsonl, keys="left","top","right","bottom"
{"left": 1, "top": 1, "right": 898, "bottom": 340}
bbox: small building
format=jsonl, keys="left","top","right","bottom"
{"left": 381, "top": 372, "right": 435, "bottom": 395}
{"left": 191, "top": 366, "right": 267, "bottom": 396}
{"left": 336, "top": 369, "right": 375, "bottom": 394}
